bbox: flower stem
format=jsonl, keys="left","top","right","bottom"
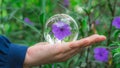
{"left": 106, "top": 0, "right": 117, "bottom": 68}
{"left": 85, "top": 47, "right": 90, "bottom": 68}
{"left": 52, "top": 64, "right": 54, "bottom": 68}
{"left": 106, "top": 0, "right": 117, "bottom": 46}
{"left": 85, "top": 10, "right": 91, "bottom": 68}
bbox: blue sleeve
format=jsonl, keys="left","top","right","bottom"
{"left": 0, "top": 35, "right": 28, "bottom": 68}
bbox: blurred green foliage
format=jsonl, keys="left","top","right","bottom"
{"left": 0, "top": 0, "right": 120, "bottom": 68}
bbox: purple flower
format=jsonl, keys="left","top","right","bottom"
{"left": 95, "top": 20, "right": 100, "bottom": 25}
{"left": 63, "top": 0, "right": 69, "bottom": 8}
{"left": 24, "top": 17, "right": 33, "bottom": 25}
{"left": 112, "top": 16, "right": 120, "bottom": 29}
{"left": 94, "top": 47, "right": 109, "bottom": 62}
{"left": 52, "top": 21, "right": 71, "bottom": 40}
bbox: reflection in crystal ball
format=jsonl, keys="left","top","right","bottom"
{"left": 44, "top": 14, "right": 79, "bottom": 44}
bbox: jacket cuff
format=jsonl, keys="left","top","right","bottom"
{"left": 8, "top": 44, "right": 28, "bottom": 68}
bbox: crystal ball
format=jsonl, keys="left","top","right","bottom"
{"left": 44, "top": 14, "right": 79, "bottom": 44}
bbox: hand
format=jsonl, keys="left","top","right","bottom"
{"left": 23, "top": 34, "right": 106, "bottom": 66}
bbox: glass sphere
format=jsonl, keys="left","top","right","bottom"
{"left": 44, "top": 14, "right": 79, "bottom": 44}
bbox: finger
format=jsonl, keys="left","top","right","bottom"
{"left": 34, "top": 42, "right": 49, "bottom": 46}
{"left": 53, "top": 43, "right": 72, "bottom": 54}
{"left": 60, "top": 47, "right": 82, "bottom": 62}
{"left": 85, "top": 34, "right": 106, "bottom": 45}
{"left": 69, "top": 34, "right": 106, "bottom": 48}
{"left": 53, "top": 42, "right": 80, "bottom": 57}
{"left": 63, "top": 47, "right": 79, "bottom": 57}
{"left": 56, "top": 48, "right": 79, "bottom": 62}
{"left": 82, "top": 34, "right": 106, "bottom": 45}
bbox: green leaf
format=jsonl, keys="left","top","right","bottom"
{"left": 8, "top": 9, "right": 18, "bottom": 20}
{"left": 112, "top": 30, "right": 120, "bottom": 40}
{"left": 81, "top": 17, "right": 89, "bottom": 31}
{"left": 116, "top": 64, "right": 120, "bottom": 68}
{"left": 13, "top": 17, "right": 40, "bottom": 33}
{"left": 109, "top": 41, "right": 120, "bottom": 46}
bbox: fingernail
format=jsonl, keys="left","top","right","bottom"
{"left": 100, "top": 35, "right": 106, "bottom": 40}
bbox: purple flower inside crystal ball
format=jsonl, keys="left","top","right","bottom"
{"left": 94, "top": 47, "right": 109, "bottom": 62}
{"left": 52, "top": 21, "right": 71, "bottom": 40}
{"left": 112, "top": 16, "right": 120, "bottom": 29}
